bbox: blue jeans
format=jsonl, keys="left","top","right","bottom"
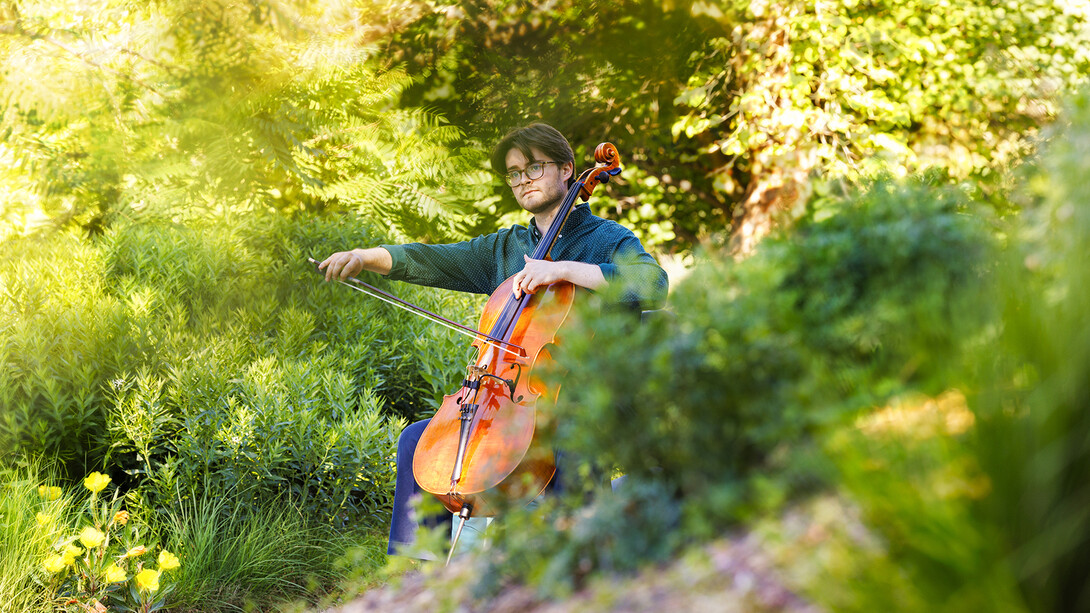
{"left": 387, "top": 419, "right": 450, "bottom": 555}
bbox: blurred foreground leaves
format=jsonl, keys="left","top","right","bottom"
{"left": 468, "top": 89, "right": 1090, "bottom": 612}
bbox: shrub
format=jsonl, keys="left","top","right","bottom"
{"left": 470, "top": 176, "right": 996, "bottom": 595}
{"left": 801, "top": 88, "right": 1090, "bottom": 613}
{"left": 554, "top": 178, "right": 994, "bottom": 517}
{"left": 1, "top": 211, "right": 475, "bottom": 526}
{"left": 0, "top": 233, "right": 130, "bottom": 473}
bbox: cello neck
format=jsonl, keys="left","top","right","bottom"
{"left": 531, "top": 178, "right": 584, "bottom": 262}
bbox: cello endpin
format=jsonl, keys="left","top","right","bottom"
{"left": 446, "top": 504, "right": 473, "bottom": 566}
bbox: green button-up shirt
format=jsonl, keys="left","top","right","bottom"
{"left": 383, "top": 204, "right": 668, "bottom": 310}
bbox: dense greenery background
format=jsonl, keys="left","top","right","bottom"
{"left": 2, "top": 1, "right": 1090, "bottom": 611}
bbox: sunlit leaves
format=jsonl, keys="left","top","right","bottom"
{"left": 0, "top": 0, "right": 481, "bottom": 241}
{"left": 671, "top": 0, "right": 1090, "bottom": 251}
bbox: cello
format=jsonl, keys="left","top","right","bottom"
{"left": 412, "top": 143, "right": 622, "bottom": 558}
{"left": 312, "top": 143, "right": 622, "bottom": 560}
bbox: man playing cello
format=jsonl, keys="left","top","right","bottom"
{"left": 319, "top": 123, "right": 667, "bottom": 556}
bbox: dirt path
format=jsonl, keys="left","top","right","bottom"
{"left": 328, "top": 532, "right": 821, "bottom": 613}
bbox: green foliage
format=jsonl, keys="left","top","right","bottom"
{"left": 158, "top": 489, "right": 340, "bottom": 611}
{"left": 463, "top": 175, "right": 994, "bottom": 597}
{"left": 677, "top": 0, "right": 1090, "bottom": 176}
{"left": 0, "top": 451, "right": 389, "bottom": 613}
{"left": 477, "top": 479, "right": 682, "bottom": 599}
{"left": 682, "top": 0, "right": 1088, "bottom": 249}
{"left": 4, "top": 2, "right": 1090, "bottom": 610}
{"left": 383, "top": 0, "right": 1088, "bottom": 252}
{"left": 386, "top": 0, "right": 714, "bottom": 249}
{"left": 0, "top": 212, "right": 474, "bottom": 526}
{"left": 0, "top": 232, "right": 127, "bottom": 468}
{"left": 965, "top": 87, "right": 1090, "bottom": 612}
{"left": 770, "top": 103, "right": 1090, "bottom": 607}
{"left": 790, "top": 88, "right": 1090, "bottom": 613}
{"left": 0, "top": 0, "right": 484, "bottom": 242}
{"left": 556, "top": 178, "right": 992, "bottom": 508}
{"left": 7, "top": 0, "right": 1086, "bottom": 254}
{"left": 817, "top": 396, "right": 1023, "bottom": 613}
{"left": 0, "top": 462, "right": 58, "bottom": 613}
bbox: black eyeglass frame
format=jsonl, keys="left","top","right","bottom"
{"left": 504, "top": 161, "right": 558, "bottom": 187}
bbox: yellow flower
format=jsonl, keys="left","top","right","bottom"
{"left": 113, "top": 510, "right": 130, "bottom": 526}
{"left": 38, "top": 485, "right": 62, "bottom": 500}
{"left": 61, "top": 544, "right": 84, "bottom": 566}
{"left": 104, "top": 564, "right": 127, "bottom": 583}
{"left": 79, "top": 526, "right": 106, "bottom": 549}
{"left": 83, "top": 472, "right": 111, "bottom": 494}
{"left": 135, "top": 568, "right": 160, "bottom": 593}
{"left": 42, "top": 555, "right": 66, "bottom": 574}
{"left": 157, "top": 550, "right": 180, "bottom": 571}
{"left": 124, "top": 545, "right": 147, "bottom": 558}
{"left": 36, "top": 512, "right": 54, "bottom": 527}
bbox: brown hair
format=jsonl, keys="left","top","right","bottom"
{"left": 490, "top": 123, "right": 576, "bottom": 187}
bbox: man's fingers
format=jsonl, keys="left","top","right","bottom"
{"left": 326, "top": 255, "right": 347, "bottom": 281}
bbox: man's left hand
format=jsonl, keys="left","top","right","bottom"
{"left": 511, "top": 255, "right": 606, "bottom": 298}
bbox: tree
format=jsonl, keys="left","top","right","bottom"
{"left": 382, "top": 0, "right": 1090, "bottom": 254}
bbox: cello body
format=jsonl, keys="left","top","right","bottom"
{"left": 412, "top": 276, "right": 574, "bottom": 516}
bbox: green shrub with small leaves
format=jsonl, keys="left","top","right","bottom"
{"left": 554, "top": 177, "right": 993, "bottom": 513}
{"left": 0, "top": 212, "right": 476, "bottom": 527}
{"left": 759, "top": 90, "right": 1090, "bottom": 613}
{"left": 471, "top": 176, "right": 995, "bottom": 596}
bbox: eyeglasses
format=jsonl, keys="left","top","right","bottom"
{"left": 504, "top": 161, "right": 557, "bottom": 187}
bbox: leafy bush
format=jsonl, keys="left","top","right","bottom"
{"left": 467, "top": 176, "right": 995, "bottom": 596}
{"left": 757, "top": 94, "right": 1090, "bottom": 610}
{"left": 556, "top": 178, "right": 993, "bottom": 513}
{"left": 1, "top": 212, "right": 475, "bottom": 526}
{"left": 793, "top": 89, "right": 1090, "bottom": 613}
{"left": 0, "top": 233, "right": 130, "bottom": 471}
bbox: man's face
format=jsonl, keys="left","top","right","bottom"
{"left": 505, "top": 146, "right": 573, "bottom": 216}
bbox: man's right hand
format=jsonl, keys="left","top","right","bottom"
{"left": 318, "top": 248, "right": 393, "bottom": 281}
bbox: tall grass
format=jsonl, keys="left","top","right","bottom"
{"left": 0, "top": 462, "right": 65, "bottom": 613}
{"left": 159, "top": 488, "right": 378, "bottom": 611}
{"left": 0, "top": 464, "right": 388, "bottom": 613}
